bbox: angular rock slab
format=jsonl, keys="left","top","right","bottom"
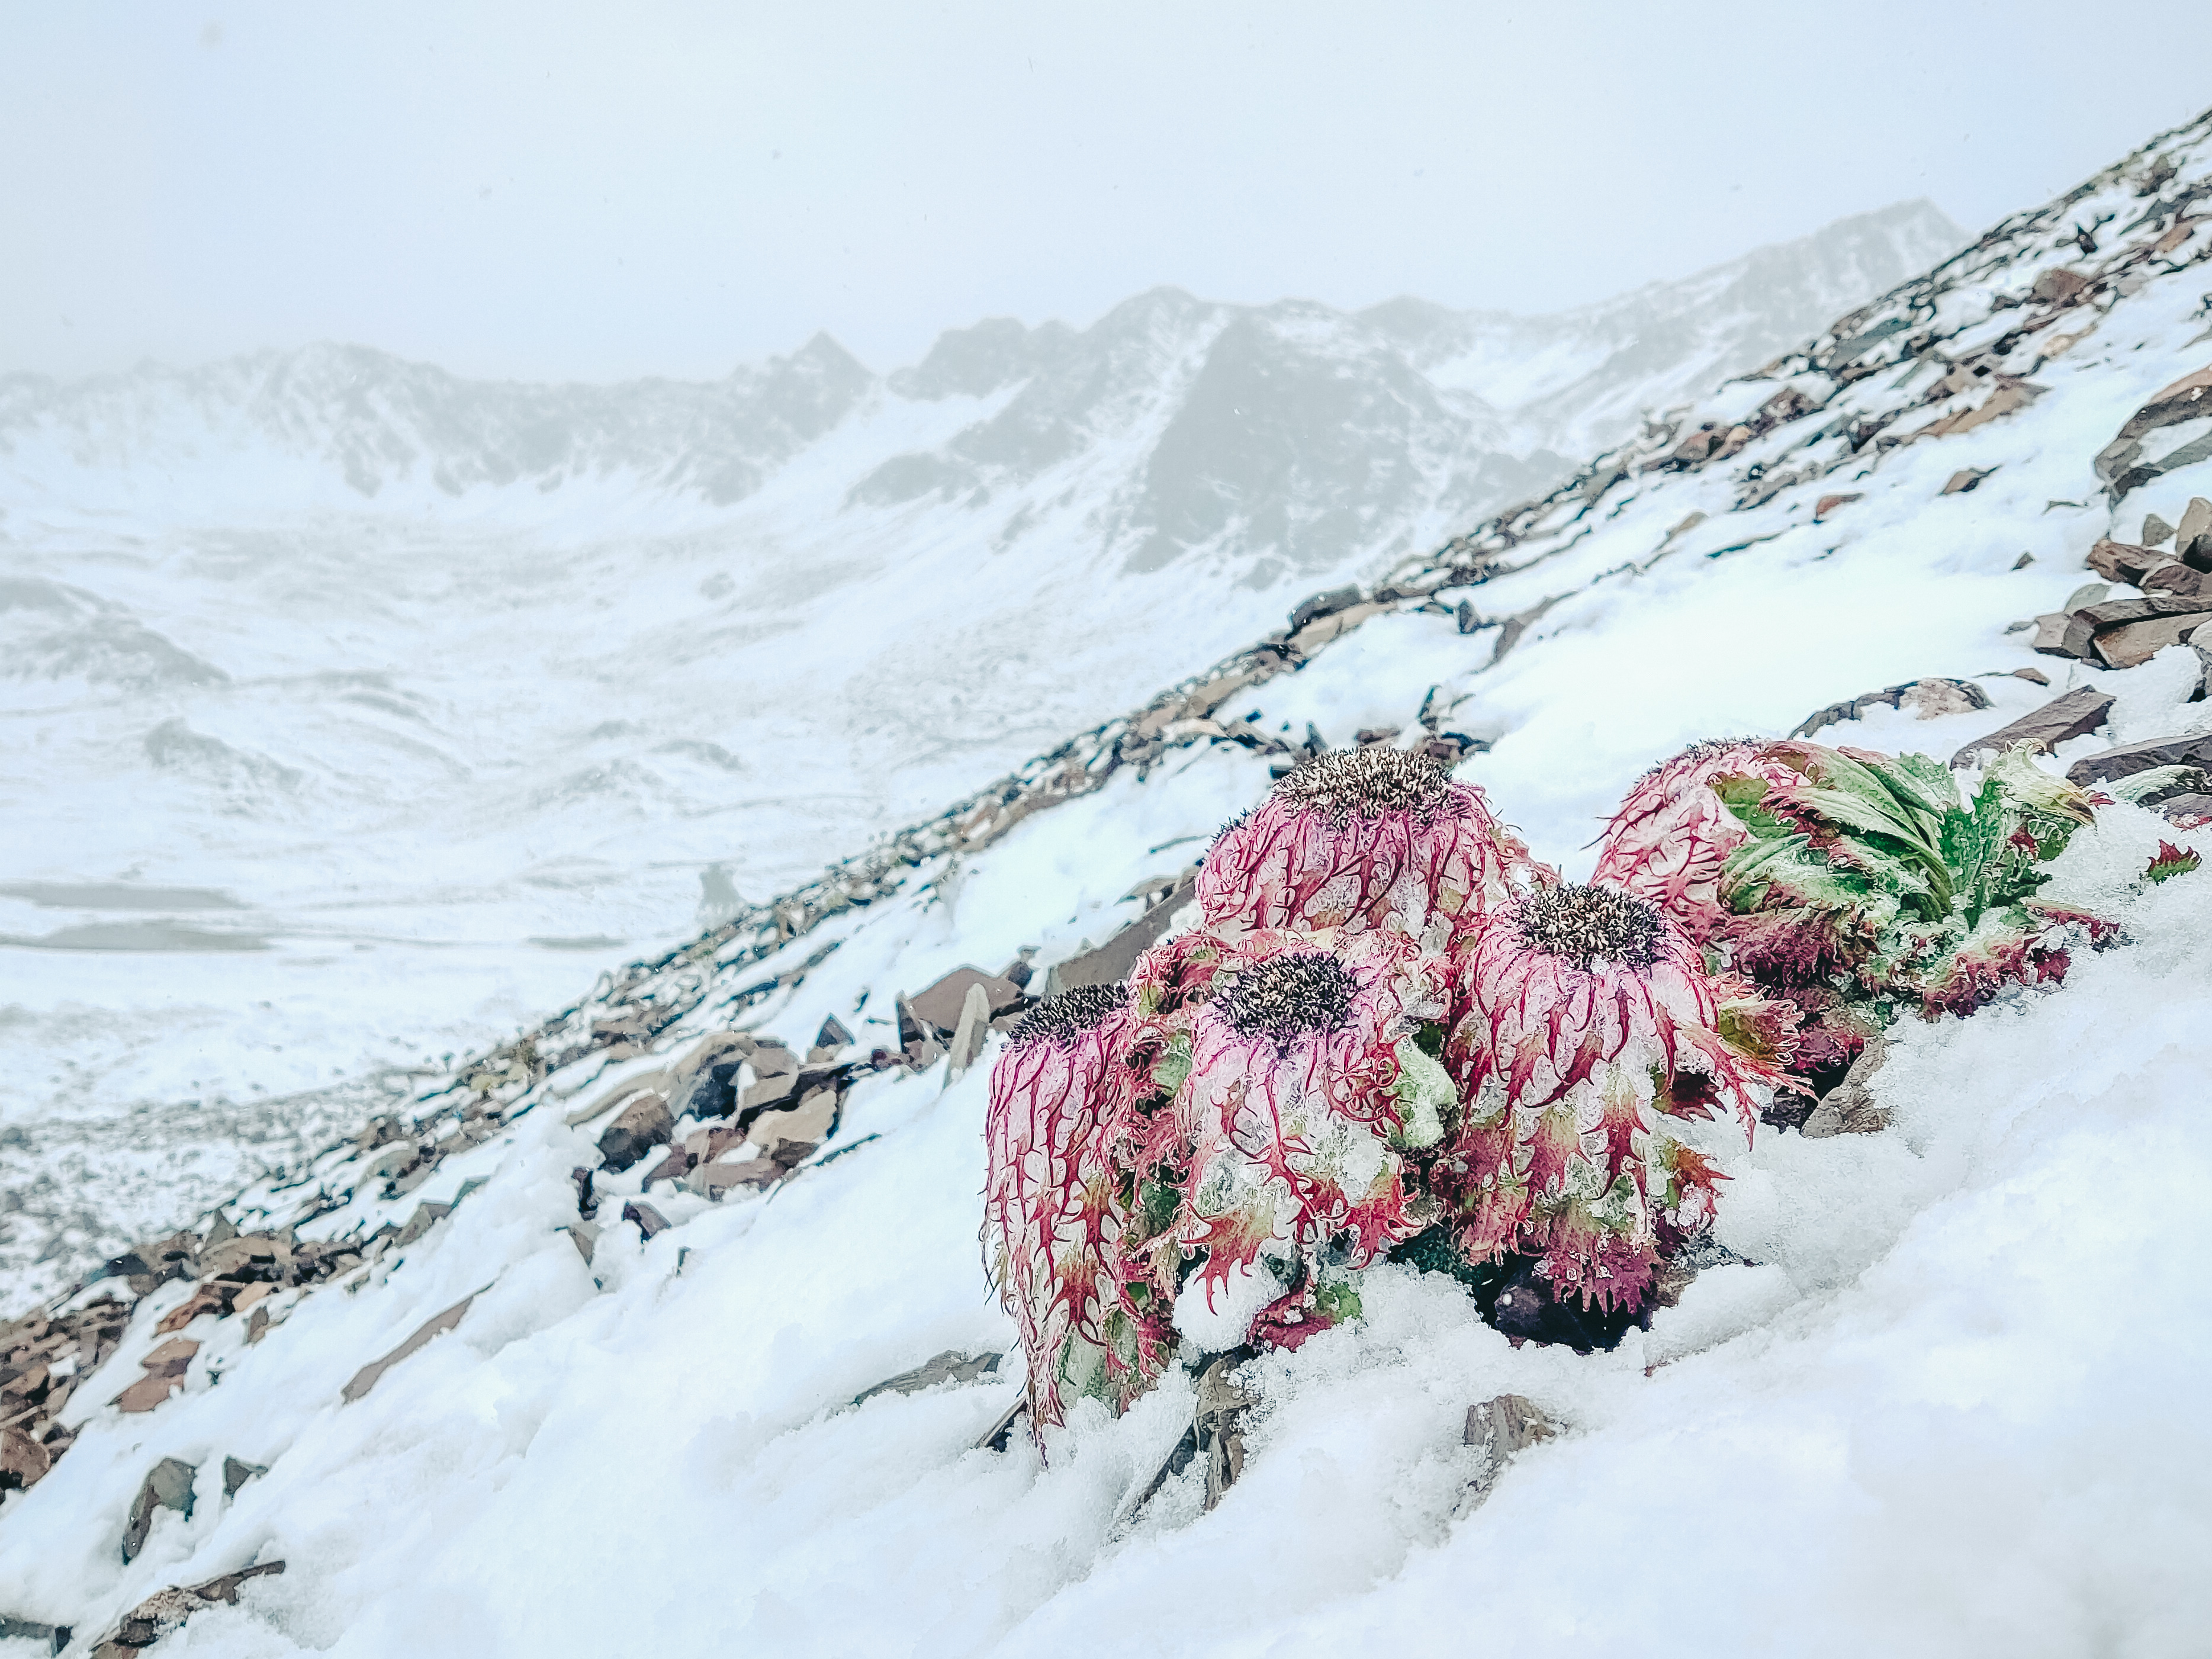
{"left": 342, "top": 1292, "right": 477, "bottom": 1404}
{"left": 2068, "top": 731, "right": 2212, "bottom": 786}
{"left": 1949, "top": 686, "right": 2115, "bottom": 769}
{"left": 851, "top": 1349, "right": 1002, "bottom": 1407}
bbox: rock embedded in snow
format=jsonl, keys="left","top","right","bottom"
{"left": 850, "top": 1349, "right": 1002, "bottom": 1406}
{"left": 1949, "top": 686, "right": 2115, "bottom": 768}
{"left": 595, "top": 1091, "right": 674, "bottom": 1173}
{"left": 1792, "top": 677, "right": 1989, "bottom": 739}
{"left": 1802, "top": 1030, "right": 1892, "bottom": 1139}
{"left": 120, "top": 1457, "right": 197, "bottom": 1563}
{"left": 2096, "top": 369, "right": 2212, "bottom": 499}
{"left": 906, "top": 967, "right": 1026, "bottom": 1037}
{"left": 340, "top": 1293, "right": 475, "bottom": 1404}
{"left": 92, "top": 1561, "right": 285, "bottom": 1654}
{"left": 221, "top": 1455, "right": 266, "bottom": 1497}
{"left": 2058, "top": 594, "right": 2212, "bottom": 666}
{"left": 2067, "top": 730, "right": 2212, "bottom": 786}
{"left": 1194, "top": 1352, "right": 1256, "bottom": 1512}
{"left": 1462, "top": 1393, "right": 1559, "bottom": 1509}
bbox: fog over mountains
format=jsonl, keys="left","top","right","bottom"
{"left": 0, "top": 199, "right": 1961, "bottom": 1288}
{"left": 2, "top": 200, "right": 1960, "bottom": 575}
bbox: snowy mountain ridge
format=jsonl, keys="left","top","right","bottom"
{"left": 1, "top": 200, "right": 1961, "bottom": 574}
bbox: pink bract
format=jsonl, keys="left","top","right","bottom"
{"left": 1438, "top": 882, "right": 1777, "bottom": 1313}
{"left": 1592, "top": 739, "right": 1803, "bottom": 946}
{"left": 1196, "top": 747, "right": 1532, "bottom": 940}
{"left": 983, "top": 983, "right": 1144, "bottom": 1430}
{"left": 1162, "top": 927, "right": 1450, "bottom": 1344}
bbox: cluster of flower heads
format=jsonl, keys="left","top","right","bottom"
{"left": 985, "top": 737, "right": 2098, "bottom": 1432}
{"left": 1593, "top": 735, "right": 2101, "bottom": 1085}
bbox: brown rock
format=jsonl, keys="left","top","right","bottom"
{"left": 596, "top": 1091, "right": 673, "bottom": 1173}
{"left": 231, "top": 1282, "right": 275, "bottom": 1316}
{"left": 2068, "top": 731, "right": 2212, "bottom": 786}
{"left": 140, "top": 1336, "right": 200, "bottom": 1377}
{"left": 906, "top": 967, "right": 1024, "bottom": 1036}
{"left": 341, "top": 1293, "right": 475, "bottom": 1404}
{"left": 113, "top": 1375, "right": 182, "bottom": 1414}
{"left": 1949, "top": 686, "right": 2114, "bottom": 769}
{"left": 155, "top": 1287, "right": 227, "bottom": 1333}
{"left": 1044, "top": 873, "right": 1198, "bottom": 996}
{"left": 2143, "top": 513, "right": 2176, "bottom": 547}
{"left": 619, "top": 1200, "right": 671, "bottom": 1239}
{"left": 748, "top": 1085, "right": 840, "bottom": 1165}
{"left": 2092, "top": 611, "right": 2212, "bottom": 668}
{"left": 694, "top": 1158, "right": 785, "bottom": 1198}
{"left": 2053, "top": 597, "right": 2212, "bottom": 663}
{"left": 2028, "top": 612, "right": 2075, "bottom": 655}
{"left": 0, "top": 1425, "right": 51, "bottom": 1491}
{"left": 2182, "top": 497, "right": 2212, "bottom": 569}
{"left": 2142, "top": 562, "right": 2210, "bottom": 597}
{"left": 2085, "top": 538, "right": 2172, "bottom": 586}
{"left": 2030, "top": 266, "right": 2090, "bottom": 303}
{"left": 1813, "top": 492, "right": 1863, "bottom": 520}
{"left": 1941, "top": 467, "right": 1996, "bottom": 495}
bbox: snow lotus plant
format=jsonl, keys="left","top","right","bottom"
{"left": 1196, "top": 745, "right": 1532, "bottom": 939}
{"left": 985, "top": 747, "right": 1782, "bottom": 1433}
{"left": 1434, "top": 882, "right": 1780, "bottom": 1313}
{"left": 1596, "top": 737, "right": 2100, "bottom": 1083}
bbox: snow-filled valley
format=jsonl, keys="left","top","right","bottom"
{"left": 0, "top": 202, "right": 1962, "bottom": 1293}
{"left": 5, "top": 103, "right": 2212, "bottom": 1658}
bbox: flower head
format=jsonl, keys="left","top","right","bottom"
{"left": 984, "top": 982, "right": 1145, "bottom": 1430}
{"left": 1197, "top": 747, "right": 1531, "bottom": 940}
{"left": 1593, "top": 739, "right": 1803, "bottom": 945}
{"left": 1142, "top": 926, "right": 1451, "bottom": 1348}
{"left": 1438, "top": 882, "right": 1775, "bottom": 1313}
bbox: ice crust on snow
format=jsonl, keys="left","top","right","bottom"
{"left": 2, "top": 108, "right": 2211, "bottom": 1658}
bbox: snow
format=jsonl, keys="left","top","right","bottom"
{"left": 4, "top": 804, "right": 2204, "bottom": 1656}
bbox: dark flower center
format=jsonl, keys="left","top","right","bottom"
{"left": 1273, "top": 747, "right": 1455, "bottom": 826}
{"left": 1512, "top": 883, "right": 1664, "bottom": 970}
{"left": 1217, "top": 951, "right": 1359, "bottom": 1043}
{"left": 1008, "top": 982, "right": 1128, "bottom": 1047}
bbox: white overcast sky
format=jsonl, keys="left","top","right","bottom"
{"left": 5, "top": 2, "right": 2208, "bottom": 383}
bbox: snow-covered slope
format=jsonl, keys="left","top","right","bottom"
{"left": 1, "top": 108, "right": 2210, "bottom": 1659}
{"left": 0, "top": 204, "right": 1959, "bottom": 1294}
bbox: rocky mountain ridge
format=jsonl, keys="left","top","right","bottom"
{"left": 2, "top": 201, "right": 1962, "bottom": 579}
